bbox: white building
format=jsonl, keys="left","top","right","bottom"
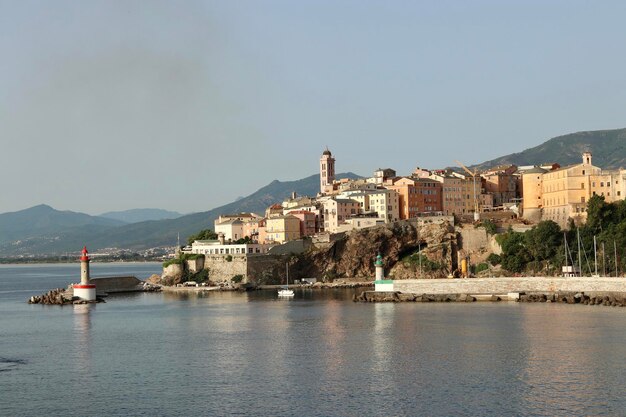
{"left": 367, "top": 189, "right": 400, "bottom": 223}
{"left": 186, "top": 240, "right": 275, "bottom": 256}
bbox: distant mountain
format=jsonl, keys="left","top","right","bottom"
{"left": 474, "top": 128, "right": 626, "bottom": 170}
{"left": 99, "top": 208, "right": 183, "bottom": 223}
{"left": 0, "top": 204, "right": 125, "bottom": 248}
{"left": 0, "top": 173, "right": 361, "bottom": 256}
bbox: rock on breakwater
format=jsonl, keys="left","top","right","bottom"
{"left": 27, "top": 288, "right": 105, "bottom": 305}
{"left": 519, "top": 291, "right": 626, "bottom": 307}
{"left": 354, "top": 291, "right": 477, "bottom": 303}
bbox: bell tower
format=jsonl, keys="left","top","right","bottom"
{"left": 320, "top": 148, "right": 335, "bottom": 194}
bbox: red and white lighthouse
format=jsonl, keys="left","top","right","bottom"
{"left": 73, "top": 246, "right": 96, "bottom": 301}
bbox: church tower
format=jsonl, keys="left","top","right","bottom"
{"left": 320, "top": 148, "right": 335, "bottom": 194}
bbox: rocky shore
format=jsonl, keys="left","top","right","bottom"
{"left": 27, "top": 281, "right": 161, "bottom": 305}
{"left": 28, "top": 288, "right": 105, "bottom": 305}
{"left": 354, "top": 290, "right": 626, "bottom": 307}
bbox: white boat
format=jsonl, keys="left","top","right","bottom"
{"left": 278, "top": 262, "right": 294, "bottom": 297}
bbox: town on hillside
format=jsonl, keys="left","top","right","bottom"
{"left": 183, "top": 148, "right": 626, "bottom": 258}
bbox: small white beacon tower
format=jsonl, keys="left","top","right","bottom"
{"left": 73, "top": 246, "right": 96, "bottom": 301}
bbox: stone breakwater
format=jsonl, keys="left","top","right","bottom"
{"left": 354, "top": 290, "right": 626, "bottom": 307}
{"left": 28, "top": 288, "right": 104, "bottom": 305}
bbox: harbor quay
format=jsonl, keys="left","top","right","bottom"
{"left": 391, "top": 276, "right": 626, "bottom": 295}
{"left": 359, "top": 276, "right": 626, "bottom": 305}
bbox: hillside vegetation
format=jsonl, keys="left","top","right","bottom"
{"left": 494, "top": 196, "right": 626, "bottom": 275}
{"left": 475, "top": 128, "right": 626, "bottom": 170}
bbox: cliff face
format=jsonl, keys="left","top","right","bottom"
{"left": 292, "top": 220, "right": 457, "bottom": 280}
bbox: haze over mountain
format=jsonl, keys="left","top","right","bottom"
{"left": 99, "top": 208, "right": 183, "bottom": 224}
{"left": 0, "top": 173, "right": 360, "bottom": 256}
{"left": 474, "top": 128, "right": 626, "bottom": 170}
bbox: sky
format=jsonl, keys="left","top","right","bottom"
{"left": 2, "top": 0, "right": 626, "bottom": 215}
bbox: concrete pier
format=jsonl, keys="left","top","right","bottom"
{"left": 392, "top": 277, "right": 626, "bottom": 295}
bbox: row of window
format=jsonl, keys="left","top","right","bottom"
{"left": 199, "top": 247, "right": 262, "bottom": 255}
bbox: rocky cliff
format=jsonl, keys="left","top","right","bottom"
{"left": 292, "top": 220, "right": 457, "bottom": 280}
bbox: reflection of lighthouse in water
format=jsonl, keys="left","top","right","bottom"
{"left": 73, "top": 304, "right": 93, "bottom": 373}
{"left": 73, "top": 246, "right": 96, "bottom": 301}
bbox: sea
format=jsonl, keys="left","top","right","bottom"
{"left": 1, "top": 263, "right": 625, "bottom": 417}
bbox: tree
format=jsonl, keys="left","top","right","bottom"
{"left": 585, "top": 195, "right": 615, "bottom": 233}
{"left": 499, "top": 231, "right": 530, "bottom": 273}
{"left": 187, "top": 229, "right": 218, "bottom": 245}
{"left": 524, "top": 220, "right": 562, "bottom": 262}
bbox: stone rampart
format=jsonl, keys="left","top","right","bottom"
{"left": 394, "top": 277, "right": 626, "bottom": 295}
{"left": 247, "top": 254, "right": 290, "bottom": 283}
{"left": 204, "top": 255, "right": 247, "bottom": 282}
{"left": 456, "top": 226, "right": 489, "bottom": 253}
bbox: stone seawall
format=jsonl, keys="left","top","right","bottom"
{"left": 204, "top": 255, "right": 247, "bottom": 282}
{"left": 393, "top": 277, "right": 626, "bottom": 295}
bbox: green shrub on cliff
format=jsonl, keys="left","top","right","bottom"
{"left": 162, "top": 258, "right": 183, "bottom": 268}
{"left": 476, "top": 219, "right": 497, "bottom": 235}
{"left": 403, "top": 252, "right": 444, "bottom": 272}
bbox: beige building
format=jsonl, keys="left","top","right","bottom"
{"left": 214, "top": 213, "right": 261, "bottom": 241}
{"left": 367, "top": 189, "right": 400, "bottom": 223}
{"left": 481, "top": 165, "right": 518, "bottom": 208}
{"left": 214, "top": 219, "right": 244, "bottom": 241}
{"left": 323, "top": 198, "right": 361, "bottom": 233}
{"left": 521, "top": 167, "right": 548, "bottom": 222}
{"left": 335, "top": 216, "right": 384, "bottom": 233}
{"left": 523, "top": 152, "right": 626, "bottom": 227}
{"left": 264, "top": 215, "right": 301, "bottom": 243}
{"left": 433, "top": 172, "right": 482, "bottom": 216}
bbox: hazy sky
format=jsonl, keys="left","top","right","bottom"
{"left": 2, "top": 1, "right": 626, "bottom": 215}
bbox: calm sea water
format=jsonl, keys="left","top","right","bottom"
{"left": 1, "top": 264, "right": 625, "bottom": 416}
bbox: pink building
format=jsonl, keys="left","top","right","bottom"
{"left": 286, "top": 210, "right": 317, "bottom": 236}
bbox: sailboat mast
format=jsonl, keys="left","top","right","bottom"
{"left": 602, "top": 242, "right": 606, "bottom": 276}
{"left": 563, "top": 232, "right": 568, "bottom": 274}
{"left": 615, "top": 240, "right": 618, "bottom": 277}
{"left": 594, "top": 236, "right": 598, "bottom": 276}
{"left": 577, "top": 228, "right": 582, "bottom": 277}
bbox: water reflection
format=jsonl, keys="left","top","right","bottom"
{"left": 518, "top": 306, "right": 623, "bottom": 415}
{"left": 72, "top": 304, "right": 94, "bottom": 374}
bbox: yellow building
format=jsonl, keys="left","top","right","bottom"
{"left": 523, "top": 152, "right": 626, "bottom": 227}
{"left": 521, "top": 167, "right": 548, "bottom": 222}
{"left": 264, "top": 215, "right": 301, "bottom": 243}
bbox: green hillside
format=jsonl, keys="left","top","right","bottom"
{"left": 475, "top": 128, "right": 626, "bottom": 170}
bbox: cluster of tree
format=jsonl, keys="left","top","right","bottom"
{"left": 186, "top": 229, "right": 218, "bottom": 246}
{"left": 186, "top": 229, "right": 252, "bottom": 246}
{"left": 494, "top": 196, "right": 626, "bottom": 275}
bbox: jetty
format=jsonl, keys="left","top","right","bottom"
{"left": 354, "top": 276, "right": 626, "bottom": 306}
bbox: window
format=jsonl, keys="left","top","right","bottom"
{"left": 582, "top": 170, "right": 585, "bottom": 175}
{"left": 581, "top": 183, "right": 585, "bottom": 189}
{"left": 601, "top": 182, "right": 604, "bottom": 187}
